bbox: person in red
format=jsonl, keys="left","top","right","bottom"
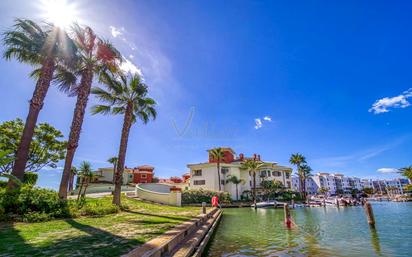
{"left": 211, "top": 195, "right": 219, "bottom": 207}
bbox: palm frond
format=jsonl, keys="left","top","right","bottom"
{"left": 91, "top": 105, "right": 112, "bottom": 115}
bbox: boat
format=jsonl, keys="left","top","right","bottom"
{"left": 251, "top": 200, "right": 277, "bottom": 208}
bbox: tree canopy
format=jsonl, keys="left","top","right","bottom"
{"left": 0, "top": 118, "right": 67, "bottom": 173}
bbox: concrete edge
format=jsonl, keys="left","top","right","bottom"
{"left": 122, "top": 208, "right": 219, "bottom": 257}
{"left": 192, "top": 210, "right": 223, "bottom": 257}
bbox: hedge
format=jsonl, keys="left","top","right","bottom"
{"left": 182, "top": 189, "right": 231, "bottom": 204}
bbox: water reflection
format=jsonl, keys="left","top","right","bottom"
{"left": 370, "top": 227, "right": 382, "bottom": 256}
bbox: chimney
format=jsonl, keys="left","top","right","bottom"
{"left": 239, "top": 153, "right": 244, "bottom": 161}
{"left": 257, "top": 154, "right": 261, "bottom": 161}
{"left": 253, "top": 154, "right": 257, "bottom": 160}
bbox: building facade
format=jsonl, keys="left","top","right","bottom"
{"left": 187, "top": 148, "right": 292, "bottom": 200}
{"left": 95, "top": 165, "right": 154, "bottom": 185}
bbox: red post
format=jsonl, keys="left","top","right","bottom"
{"left": 284, "top": 203, "right": 292, "bottom": 229}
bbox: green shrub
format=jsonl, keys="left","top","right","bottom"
{"left": 22, "top": 212, "right": 52, "bottom": 222}
{"left": 182, "top": 189, "right": 231, "bottom": 204}
{"left": 23, "top": 172, "right": 38, "bottom": 185}
{"left": 0, "top": 180, "right": 7, "bottom": 188}
{"left": 0, "top": 185, "right": 70, "bottom": 222}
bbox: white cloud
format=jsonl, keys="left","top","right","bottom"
{"left": 263, "top": 116, "right": 272, "bottom": 122}
{"left": 254, "top": 118, "right": 263, "bottom": 129}
{"left": 377, "top": 168, "right": 399, "bottom": 174}
{"left": 41, "top": 166, "right": 63, "bottom": 171}
{"left": 254, "top": 115, "right": 273, "bottom": 129}
{"left": 109, "top": 25, "right": 123, "bottom": 38}
{"left": 369, "top": 88, "right": 412, "bottom": 114}
{"left": 120, "top": 57, "right": 143, "bottom": 76}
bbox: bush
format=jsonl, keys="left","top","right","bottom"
{"left": 23, "top": 172, "right": 38, "bottom": 185}
{"left": 0, "top": 180, "right": 7, "bottom": 188}
{"left": 0, "top": 185, "right": 70, "bottom": 221}
{"left": 0, "top": 186, "right": 123, "bottom": 222}
{"left": 182, "top": 189, "right": 231, "bottom": 204}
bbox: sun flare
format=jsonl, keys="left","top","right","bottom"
{"left": 41, "top": 0, "right": 79, "bottom": 28}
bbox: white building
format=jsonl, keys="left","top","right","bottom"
{"left": 291, "top": 176, "right": 319, "bottom": 195}
{"left": 187, "top": 148, "right": 292, "bottom": 200}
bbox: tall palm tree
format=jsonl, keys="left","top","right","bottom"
{"left": 300, "top": 164, "right": 312, "bottom": 198}
{"left": 399, "top": 166, "right": 412, "bottom": 180}
{"left": 91, "top": 72, "right": 157, "bottom": 206}
{"left": 209, "top": 148, "right": 225, "bottom": 191}
{"left": 58, "top": 25, "right": 121, "bottom": 199}
{"left": 3, "top": 19, "right": 76, "bottom": 186}
{"left": 226, "top": 175, "right": 245, "bottom": 201}
{"left": 240, "top": 159, "right": 265, "bottom": 203}
{"left": 107, "top": 156, "right": 118, "bottom": 183}
{"left": 289, "top": 153, "right": 307, "bottom": 198}
{"left": 68, "top": 166, "right": 77, "bottom": 192}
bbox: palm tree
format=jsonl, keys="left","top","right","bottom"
{"left": 318, "top": 187, "right": 329, "bottom": 196}
{"left": 300, "top": 164, "right": 312, "bottom": 198}
{"left": 399, "top": 166, "right": 412, "bottom": 180}
{"left": 76, "top": 161, "right": 92, "bottom": 201}
{"left": 68, "top": 166, "right": 77, "bottom": 192}
{"left": 226, "top": 175, "right": 245, "bottom": 200}
{"left": 58, "top": 25, "right": 121, "bottom": 199}
{"left": 3, "top": 19, "right": 76, "bottom": 186}
{"left": 240, "top": 159, "right": 265, "bottom": 203}
{"left": 92, "top": 72, "right": 157, "bottom": 206}
{"left": 289, "top": 153, "right": 307, "bottom": 198}
{"left": 107, "top": 156, "right": 118, "bottom": 184}
{"left": 209, "top": 148, "right": 225, "bottom": 191}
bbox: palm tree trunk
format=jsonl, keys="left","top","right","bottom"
{"left": 113, "top": 103, "right": 133, "bottom": 206}
{"left": 82, "top": 177, "right": 89, "bottom": 197}
{"left": 9, "top": 58, "right": 55, "bottom": 188}
{"left": 77, "top": 178, "right": 84, "bottom": 201}
{"left": 253, "top": 172, "right": 256, "bottom": 202}
{"left": 112, "top": 163, "right": 117, "bottom": 184}
{"left": 217, "top": 161, "right": 221, "bottom": 191}
{"left": 59, "top": 67, "right": 93, "bottom": 199}
{"left": 68, "top": 171, "right": 74, "bottom": 192}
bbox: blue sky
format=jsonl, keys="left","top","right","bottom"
{"left": 1, "top": 0, "right": 411, "bottom": 188}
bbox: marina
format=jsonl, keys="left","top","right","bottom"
{"left": 205, "top": 202, "right": 412, "bottom": 257}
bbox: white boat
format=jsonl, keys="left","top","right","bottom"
{"left": 251, "top": 201, "right": 277, "bottom": 208}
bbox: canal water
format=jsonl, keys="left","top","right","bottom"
{"left": 205, "top": 202, "right": 411, "bottom": 257}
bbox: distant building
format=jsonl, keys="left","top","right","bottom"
{"left": 95, "top": 165, "right": 155, "bottom": 185}
{"left": 291, "top": 176, "right": 318, "bottom": 195}
{"left": 132, "top": 165, "right": 154, "bottom": 184}
{"left": 187, "top": 147, "right": 292, "bottom": 200}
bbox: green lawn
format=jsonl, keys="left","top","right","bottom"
{"left": 0, "top": 197, "right": 203, "bottom": 257}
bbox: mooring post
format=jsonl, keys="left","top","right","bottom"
{"left": 284, "top": 203, "right": 292, "bottom": 229}
{"left": 291, "top": 199, "right": 295, "bottom": 208}
{"left": 202, "top": 202, "right": 206, "bottom": 214}
{"left": 364, "top": 201, "right": 375, "bottom": 228}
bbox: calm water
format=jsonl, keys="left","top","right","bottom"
{"left": 205, "top": 202, "right": 412, "bottom": 257}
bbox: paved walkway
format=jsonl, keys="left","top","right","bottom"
{"left": 67, "top": 192, "right": 113, "bottom": 199}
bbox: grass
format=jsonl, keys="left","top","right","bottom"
{"left": 0, "top": 197, "right": 204, "bottom": 257}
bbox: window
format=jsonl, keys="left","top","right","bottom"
{"left": 272, "top": 171, "right": 281, "bottom": 177}
{"left": 221, "top": 167, "right": 229, "bottom": 174}
{"left": 193, "top": 180, "right": 205, "bottom": 185}
{"left": 193, "top": 170, "right": 202, "bottom": 176}
{"left": 221, "top": 180, "right": 225, "bottom": 185}
{"left": 285, "top": 172, "right": 290, "bottom": 179}
{"left": 141, "top": 174, "right": 147, "bottom": 178}
{"left": 287, "top": 181, "right": 291, "bottom": 188}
